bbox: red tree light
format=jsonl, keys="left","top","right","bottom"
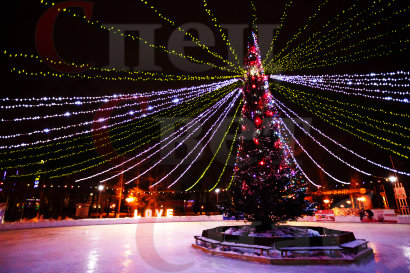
{"left": 255, "top": 117, "right": 262, "bottom": 126}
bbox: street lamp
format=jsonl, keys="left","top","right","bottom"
{"left": 97, "top": 184, "right": 104, "bottom": 218}
{"left": 323, "top": 199, "right": 330, "bottom": 209}
{"left": 388, "top": 176, "right": 397, "bottom": 183}
{"left": 357, "top": 197, "right": 366, "bottom": 210}
{"left": 215, "top": 188, "right": 220, "bottom": 205}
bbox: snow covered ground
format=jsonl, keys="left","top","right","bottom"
{"left": 0, "top": 220, "right": 409, "bottom": 273}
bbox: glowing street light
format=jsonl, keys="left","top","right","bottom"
{"left": 215, "top": 188, "right": 220, "bottom": 205}
{"left": 97, "top": 184, "right": 104, "bottom": 218}
{"left": 388, "top": 176, "right": 397, "bottom": 183}
{"left": 126, "top": 196, "right": 135, "bottom": 203}
{"left": 323, "top": 199, "right": 330, "bottom": 204}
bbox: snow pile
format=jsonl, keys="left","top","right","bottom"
{"left": 224, "top": 227, "right": 249, "bottom": 236}
{"left": 249, "top": 226, "right": 321, "bottom": 237}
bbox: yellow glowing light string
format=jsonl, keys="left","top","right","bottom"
{"left": 1, "top": 81, "right": 241, "bottom": 159}
{"left": 2, "top": 87, "right": 231, "bottom": 169}
{"left": 4, "top": 50, "right": 241, "bottom": 80}
{"left": 1, "top": 87, "right": 236, "bottom": 168}
{"left": 48, "top": 92, "right": 233, "bottom": 179}
{"left": 250, "top": 0, "right": 258, "bottom": 31}
{"left": 271, "top": 0, "right": 375, "bottom": 70}
{"left": 1, "top": 88, "right": 225, "bottom": 165}
{"left": 39, "top": 1, "right": 238, "bottom": 74}
{"left": 208, "top": 124, "right": 240, "bottom": 192}
{"left": 202, "top": 0, "right": 242, "bottom": 68}
{"left": 264, "top": 0, "right": 330, "bottom": 72}
{"left": 272, "top": 84, "right": 409, "bottom": 159}
{"left": 262, "top": 0, "right": 293, "bottom": 66}
{"left": 7, "top": 85, "right": 237, "bottom": 177}
{"left": 287, "top": 94, "right": 409, "bottom": 139}
{"left": 139, "top": 0, "right": 241, "bottom": 73}
{"left": 9, "top": 67, "right": 237, "bottom": 82}
{"left": 224, "top": 170, "right": 236, "bottom": 190}
{"left": 185, "top": 99, "right": 243, "bottom": 191}
{"left": 18, "top": 85, "right": 240, "bottom": 178}
{"left": 274, "top": 0, "right": 400, "bottom": 71}
{"left": 288, "top": 25, "right": 409, "bottom": 72}
{"left": 292, "top": 39, "right": 409, "bottom": 72}
{"left": 274, "top": 84, "right": 410, "bottom": 143}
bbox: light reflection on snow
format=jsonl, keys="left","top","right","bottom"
{"left": 403, "top": 245, "right": 410, "bottom": 262}
{"left": 87, "top": 249, "right": 98, "bottom": 273}
{"left": 121, "top": 243, "right": 132, "bottom": 268}
{"left": 368, "top": 242, "right": 380, "bottom": 262}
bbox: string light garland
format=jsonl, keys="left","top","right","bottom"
{"left": 264, "top": 0, "right": 330, "bottom": 71}
{"left": 273, "top": 84, "right": 409, "bottom": 159}
{"left": 281, "top": 137, "right": 321, "bottom": 188}
{"left": 138, "top": 0, "right": 241, "bottom": 72}
{"left": 0, "top": 86, "right": 218, "bottom": 144}
{"left": 124, "top": 90, "right": 241, "bottom": 185}
{"left": 275, "top": 98, "right": 410, "bottom": 176}
{"left": 208, "top": 125, "right": 240, "bottom": 192}
{"left": 1, "top": 86, "right": 231, "bottom": 169}
{"left": 3, "top": 50, "right": 241, "bottom": 82}
{"left": 270, "top": 74, "right": 410, "bottom": 103}
{"left": 0, "top": 79, "right": 236, "bottom": 120}
{"left": 75, "top": 89, "right": 238, "bottom": 183}
{"left": 186, "top": 99, "right": 243, "bottom": 191}
{"left": 262, "top": 0, "right": 293, "bottom": 65}
{"left": 9, "top": 66, "right": 237, "bottom": 85}
{"left": 274, "top": 83, "right": 410, "bottom": 143}
{"left": 274, "top": 1, "right": 406, "bottom": 72}
{"left": 46, "top": 93, "right": 233, "bottom": 179}
{"left": 276, "top": 101, "right": 375, "bottom": 176}
{"left": 279, "top": 118, "right": 350, "bottom": 185}
{"left": 1, "top": 81, "right": 240, "bottom": 167}
{"left": 269, "top": 0, "right": 361, "bottom": 71}
{"left": 38, "top": 1, "right": 239, "bottom": 74}
{"left": 5, "top": 84, "right": 238, "bottom": 177}
{"left": 202, "top": 0, "right": 241, "bottom": 67}
{"left": 152, "top": 92, "right": 242, "bottom": 189}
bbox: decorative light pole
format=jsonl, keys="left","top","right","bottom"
{"left": 215, "top": 188, "right": 220, "bottom": 205}
{"left": 388, "top": 175, "right": 409, "bottom": 215}
{"left": 97, "top": 184, "right": 104, "bottom": 218}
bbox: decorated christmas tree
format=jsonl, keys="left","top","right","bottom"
{"left": 224, "top": 31, "right": 314, "bottom": 230}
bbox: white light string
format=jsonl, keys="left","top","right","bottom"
{"left": 273, "top": 76, "right": 409, "bottom": 96}
{"left": 270, "top": 75, "right": 409, "bottom": 103}
{"left": 280, "top": 128, "right": 321, "bottom": 188}
{"left": 152, "top": 91, "right": 241, "bottom": 188}
{"left": 76, "top": 89, "right": 237, "bottom": 183}
{"left": 276, "top": 101, "right": 374, "bottom": 176}
{"left": 279, "top": 117, "right": 350, "bottom": 185}
{"left": 124, "top": 90, "right": 240, "bottom": 186}
{"left": 0, "top": 85, "right": 228, "bottom": 149}
{"left": 0, "top": 80, "right": 237, "bottom": 109}
{"left": 123, "top": 90, "right": 239, "bottom": 185}
{"left": 1, "top": 80, "right": 236, "bottom": 122}
{"left": 275, "top": 98, "right": 410, "bottom": 176}
{"left": 0, "top": 86, "right": 215, "bottom": 140}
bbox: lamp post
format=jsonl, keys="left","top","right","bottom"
{"left": 215, "top": 188, "right": 220, "bottom": 205}
{"left": 323, "top": 199, "right": 330, "bottom": 209}
{"left": 357, "top": 197, "right": 366, "bottom": 210}
{"left": 97, "top": 184, "right": 104, "bottom": 218}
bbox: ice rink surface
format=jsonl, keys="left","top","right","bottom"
{"left": 0, "top": 220, "right": 409, "bottom": 273}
